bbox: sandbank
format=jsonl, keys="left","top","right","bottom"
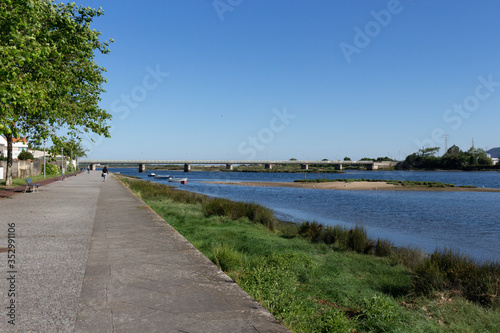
{"left": 204, "top": 181, "right": 500, "bottom": 192}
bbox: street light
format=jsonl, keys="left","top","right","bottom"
{"left": 43, "top": 139, "right": 46, "bottom": 179}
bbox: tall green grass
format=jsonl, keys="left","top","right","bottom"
{"left": 413, "top": 249, "right": 499, "bottom": 307}
{"left": 118, "top": 175, "right": 500, "bottom": 332}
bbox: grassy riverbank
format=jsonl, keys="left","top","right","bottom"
{"left": 118, "top": 175, "right": 499, "bottom": 332}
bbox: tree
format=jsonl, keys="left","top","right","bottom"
{"left": 344, "top": 156, "right": 351, "bottom": 161}
{"left": 0, "top": 1, "right": 112, "bottom": 185}
{"left": 418, "top": 147, "right": 440, "bottom": 158}
{"left": 51, "top": 137, "right": 88, "bottom": 159}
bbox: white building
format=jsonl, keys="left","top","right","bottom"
{"left": 0, "top": 136, "right": 29, "bottom": 159}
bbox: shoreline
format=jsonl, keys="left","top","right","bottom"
{"left": 205, "top": 180, "right": 500, "bottom": 192}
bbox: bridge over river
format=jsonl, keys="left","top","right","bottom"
{"left": 80, "top": 160, "right": 397, "bottom": 172}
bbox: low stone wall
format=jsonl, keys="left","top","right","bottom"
{"left": 0, "top": 160, "right": 42, "bottom": 180}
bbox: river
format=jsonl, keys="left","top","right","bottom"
{"left": 110, "top": 168, "right": 500, "bottom": 263}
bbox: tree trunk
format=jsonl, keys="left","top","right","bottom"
{"left": 5, "top": 134, "right": 13, "bottom": 186}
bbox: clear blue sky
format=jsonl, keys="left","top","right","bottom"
{"left": 78, "top": 0, "right": 500, "bottom": 161}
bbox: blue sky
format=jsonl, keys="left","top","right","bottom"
{"left": 78, "top": 0, "right": 500, "bottom": 161}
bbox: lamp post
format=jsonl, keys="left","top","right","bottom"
{"left": 43, "top": 139, "right": 46, "bottom": 179}
{"left": 61, "top": 147, "right": 64, "bottom": 179}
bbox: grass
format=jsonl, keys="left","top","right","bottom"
{"left": 118, "top": 175, "right": 499, "bottom": 332}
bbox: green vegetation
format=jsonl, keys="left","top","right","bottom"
{"left": 42, "top": 164, "right": 61, "bottom": 176}
{"left": 118, "top": 176, "right": 499, "bottom": 332}
{"left": 401, "top": 146, "right": 498, "bottom": 170}
{"left": 1, "top": 1, "right": 112, "bottom": 185}
{"left": 17, "top": 151, "right": 34, "bottom": 160}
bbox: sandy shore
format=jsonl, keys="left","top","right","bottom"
{"left": 204, "top": 181, "right": 500, "bottom": 192}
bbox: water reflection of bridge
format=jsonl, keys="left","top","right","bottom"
{"left": 80, "top": 160, "right": 397, "bottom": 172}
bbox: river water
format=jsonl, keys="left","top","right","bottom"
{"left": 111, "top": 168, "right": 499, "bottom": 263}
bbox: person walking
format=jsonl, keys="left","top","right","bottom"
{"left": 102, "top": 166, "right": 108, "bottom": 182}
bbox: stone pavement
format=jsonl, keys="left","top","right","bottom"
{"left": 0, "top": 172, "right": 289, "bottom": 332}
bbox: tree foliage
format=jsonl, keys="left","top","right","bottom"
{"left": 400, "top": 145, "right": 493, "bottom": 170}
{"left": 17, "top": 150, "right": 34, "bottom": 160}
{"left": 0, "top": 0, "right": 112, "bottom": 184}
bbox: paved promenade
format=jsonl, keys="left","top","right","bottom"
{"left": 0, "top": 172, "right": 288, "bottom": 332}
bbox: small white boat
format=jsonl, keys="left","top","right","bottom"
{"left": 154, "top": 175, "right": 171, "bottom": 179}
{"left": 147, "top": 173, "right": 156, "bottom": 177}
{"left": 168, "top": 177, "right": 188, "bottom": 183}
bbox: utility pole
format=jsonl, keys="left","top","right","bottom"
{"left": 444, "top": 134, "right": 449, "bottom": 155}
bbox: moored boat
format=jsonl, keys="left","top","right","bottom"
{"left": 154, "top": 175, "right": 171, "bottom": 179}
{"left": 147, "top": 173, "right": 156, "bottom": 177}
{"left": 168, "top": 177, "right": 188, "bottom": 184}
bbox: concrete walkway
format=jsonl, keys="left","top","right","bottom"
{"left": 0, "top": 172, "right": 288, "bottom": 332}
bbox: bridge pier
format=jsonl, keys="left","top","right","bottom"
{"left": 138, "top": 164, "right": 146, "bottom": 172}
{"left": 334, "top": 164, "right": 342, "bottom": 171}
{"left": 367, "top": 163, "right": 378, "bottom": 170}
{"left": 225, "top": 164, "right": 233, "bottom": 170}
{"left": 184, "top": 163, "right": 191, "bottom": 172}
{"left": 90, "top": 164, "right": 96, "bottom": 171}
{"left": 301, "top": 164, "right": 308, "bottom": 170}
{"left": 265, "top": 163, "right": 273, "bottom": 170}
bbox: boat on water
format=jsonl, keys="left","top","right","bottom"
{"left": 168, "top": 177, "right": 188, "bottom": 184}
{"left": 147, "top": 173, "right": 156, "bottom": 177}
{"left": 154, "top": 175, "right": 171, "bottom": 179}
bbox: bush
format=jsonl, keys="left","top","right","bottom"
{"left": 298, "top": 221, "right": 324, "bottom": 243}
{"left": 348, "top": 225, "right": 368, "bottom": 253}
{"left": 375, "top": 238, "right": 393, "bottom": 257}
{"left": 42, "top": 164, "right": 61, "bottom": 175}
{"left": 17, "top": 151, "right": 34, "bottom": 160}
{"left": 412, "top": 249, "right": 500, "bottom": 307}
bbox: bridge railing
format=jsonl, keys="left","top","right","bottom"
{"left": 79, "top": 159, "right": 376, "bottom": 165}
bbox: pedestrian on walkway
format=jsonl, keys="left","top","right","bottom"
{"left": 87, "top": 165, "right": 90, "bottom": 174}
{"left": 102, "top": 166, "right": 108, "bottom": 182}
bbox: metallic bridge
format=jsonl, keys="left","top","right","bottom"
{"left": 80, "top": 159, "right": 395, "bottom": 172}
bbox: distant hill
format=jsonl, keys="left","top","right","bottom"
{"left": 487, "top": 147, "right": 500, "bottom": 158}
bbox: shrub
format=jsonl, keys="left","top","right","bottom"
{"left": 348, "top": 225, "right": 368, "bottom": 253}
{"left": 391, "top": 246, "right": 426, "bottom": 270}
{"left": 17, "top": 151, "right": 34, "bottom": 160}
{"left": 321, "top": 226, "right": 336, "bottom": 245}
{"left": 298, "top": 221, "right": 323, "bottom": 243}
{"left": 333, "top": 225, "right": 349, "bottom": 250}
{"left": 412, "top": 249, "right": 500, "bottom": 307}
{"left": 42, "top": 164, "right": 61, "bottom": 175}
{"left": 375, "top": 238, "right": 393, "bottom": 257}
